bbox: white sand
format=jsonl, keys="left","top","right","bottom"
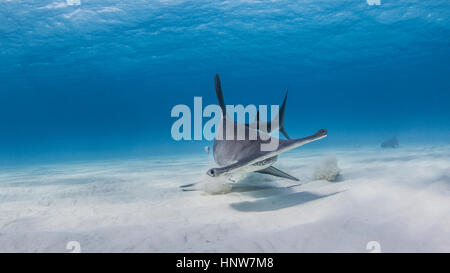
{"left": 0, "top": 146, "right": 449, "bottom": 252}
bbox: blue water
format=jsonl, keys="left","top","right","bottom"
{"left": 1, "top": 0, "right": 449, "bottom": 164}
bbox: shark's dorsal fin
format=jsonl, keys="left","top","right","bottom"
{"left": 215, "top": 74, "right": 226, "bottom": 115}
{"left": 215, "top": 74, "right": 290, "bottom": 139}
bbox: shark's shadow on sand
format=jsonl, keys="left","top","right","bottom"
{"left": 228, "top": 173, "right": 340, "bottom": 212}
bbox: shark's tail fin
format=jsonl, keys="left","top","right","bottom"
{"left": 278, "top": 88, "right": 290, "bottom": 139}
{"left": 215, "top": 75, "right": 290, "bottom": 139}
{"left": 251, "top": 88, "right": 291, "bottom": 139}
{"left": 215, "top": 74, "right": 226, "bottom": 115}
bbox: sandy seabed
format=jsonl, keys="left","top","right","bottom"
{"left": 0, "top": 146, "right": 449, "bottom": 252}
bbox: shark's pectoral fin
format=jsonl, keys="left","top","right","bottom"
{"left": 256, "top": 166, "right": 299, "bottom": 181}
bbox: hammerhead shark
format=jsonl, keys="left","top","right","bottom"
{"left": 207, "top": 74, "right": 327, "bottom": 181}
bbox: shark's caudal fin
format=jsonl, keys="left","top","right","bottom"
{"left": 278, "top": 88, "right": 290, "bottom": 139}
{"left": 254, "top": 88, "right": 291, "bottom": 139}
{"left": 215, "top": 74, "right": 226, "bottom": 115}
{"left": 215, "top": 74, "right": 290, "bottom": 139}
{"left": 256, "top": 166, "right": 299, "bottom": 181}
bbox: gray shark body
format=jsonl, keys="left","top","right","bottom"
{"left": 207, "top": 74, "right": 327, "bottom": 181}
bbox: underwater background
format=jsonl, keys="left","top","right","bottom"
{"left": 1, "top": 0, "right": 449, "bottom": 165}
{"left": 1, "top": 0, "right": 450, "bottom": 253}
